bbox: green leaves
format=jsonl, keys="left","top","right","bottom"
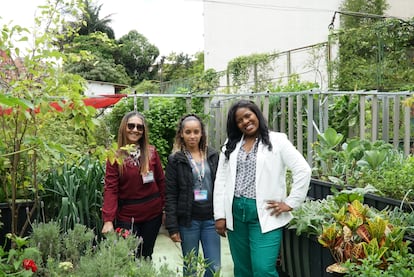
{"left": 43, "top": 157, "right": 104, "bottom": 232}
{"left": 317, "top": 128, "right": 344, "bottom": 149}
{"left": 357, "top": 149, "right": 388, "bottom": 170}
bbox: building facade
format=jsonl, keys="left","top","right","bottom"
{"left": 203, "top": 0, "right": 414, "bottom": 90}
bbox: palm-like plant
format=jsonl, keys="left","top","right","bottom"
{"left": 78, "top": 0, "right": 115, "bottom": 39}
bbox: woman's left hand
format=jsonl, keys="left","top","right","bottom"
{"left": 266, "top": 200, "right": 292, "bottom": 216}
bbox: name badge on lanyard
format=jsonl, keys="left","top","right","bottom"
{"left": 194, "top": 189, "right": 208, "bottom": 201}
{"left": 142, "top": 171, "right": 154, "bottom": 184}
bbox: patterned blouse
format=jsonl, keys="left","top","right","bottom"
{"left": 234, "top": 138, "right": 259, "bottom": 199}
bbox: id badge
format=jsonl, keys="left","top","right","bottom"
{"left": 194, "top": 189, "right": 208, "bottom": 201}
{"left": 142, "top": 171, "right": 154, "bottom": 184}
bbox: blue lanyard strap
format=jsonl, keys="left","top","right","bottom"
{"left": 184, "top": 150, "right": 205, "bottom": 183}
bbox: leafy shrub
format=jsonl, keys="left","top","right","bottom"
{"left": 312, "top": 128, "right": 414, "bottom": 202}
{"left": 42, "top": 156, "right": 104, "bottom": 232}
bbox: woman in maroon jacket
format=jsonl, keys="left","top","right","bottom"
{"left": 101, "top": 111, "right": 165, "bottom": 260}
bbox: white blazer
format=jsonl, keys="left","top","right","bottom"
{"left": 213, "top": 132, "right": 311, "bottom": 233}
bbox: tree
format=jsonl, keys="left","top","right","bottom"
{"left": 77, "top": 0, "right": 115, "bottom": 39}
{"left": 115, "top": 30, "right": 160, "bottom": 85}
{"left": 63, "top": 32, "right": 131, "bottom": 84}
{"left": 0, "top": 0, "right": 106, "bottom": 241}
{"left": 332, "top": 0, "right": 414, "bottom": 91}
{"left": 339, "top": 0, "right": 388, "bottom": 29}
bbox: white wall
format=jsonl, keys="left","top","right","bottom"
{"left": 204, "top": 0, "right": 341, "bottom": 72}
{"left": 386, "top": 0, "right": 414, "bottom": 19}
{"left": 203, "top": 0, "right": 414, "bottom": 90}
{"left": 85, "top": 81, "right": 115, "bottom": 96}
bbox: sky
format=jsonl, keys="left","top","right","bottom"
{"left": 0, "top": 0, "right": 204, "bottom": 56}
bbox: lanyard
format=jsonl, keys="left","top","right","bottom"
{"left": 184, "top": 151, "right": 205, "bottom": 185}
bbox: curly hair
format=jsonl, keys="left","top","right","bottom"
{"left": 172, "top": 113, "right": 207, "bottom": 154}
{"left": 224, "top": 100, "right": 272, "bottom": 160}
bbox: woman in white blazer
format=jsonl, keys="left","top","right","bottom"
{"left": 214, "top": 100, "right": 311, "bottom": 277}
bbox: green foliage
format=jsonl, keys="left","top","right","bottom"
{"left": 28, "top": 221, "right": 62, "bottom": 264}
{"left": 343, "top": 249, "right": 414, "bottom": 276}
{"left": 75, "top": 0, "right": 115, "bottom": 39}
{"left": 42, "top": 156, "right": 105, "bottom": 232}
{"left": 64, "top": 33, "right": 132, "bottom": 84}
{"left": 0, "top": 221, "right": 182, "bottom": 276}
{"left": 182, "top": 248, "right": 222, "bottom": 277}
{"left": 134, "top": 80, "right": 161, "bottom": 94}
{"left": 312, "top": 128, "right": 413, "bottom": 201}
{"left": 70, "top": 231, "right": 175, "bottom": 277}
{"left": 339, "top": 0, "right": 388, "bottom": 29}
{"left": 116, "top": 30, "right": 160, "bottom": 85}
{"left": 0, "top": 233, "right": 41, "bottom": 276}
{"left": 290, "top": 186, "right": 374, "bottom": 237}
{"left": 160, "top": 52, "right": 196, "bottom": 82}
{"left": 227, "top": 52, "right": 273, "bottom": 92}
{"left": 387, "top": 207, "right": 414, "bottom": 237}
{"left": 268, "top": 74, "right": 318, "bottom": 93}
{"left": 290, "top": 188, "right": 414, "bottom": 274}
{"left": 357, "top": 155, "right": 414, "bottom": 201}
{"left": 0, "top": 0, "right": 107, "bottom": 239}
{"left": 143, "top": 98, "right": 187, "bottom": 166}
{"left": 333, "top": 0, "right": 414, "bottom": 91}
{"left": 289, "top": 198, "right": 337, "bottom": 237}
{"left": 327, "top": 95, "right": 360, "bottom": 139}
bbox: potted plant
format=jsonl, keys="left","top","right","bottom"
{"left": 281, "top": 187, "right": 414, "bottom": 277}
{"left": 310, "top": 128, "right": 414, "bottom": 211}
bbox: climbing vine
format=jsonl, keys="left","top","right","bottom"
{"left": 227, "top": 53, "right": 273, "bottom": 92}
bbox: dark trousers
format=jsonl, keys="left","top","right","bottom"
{"left": 116, "top": 214, "right": 162, "bottom": 259}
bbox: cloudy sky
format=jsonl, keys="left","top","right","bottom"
{"left": 0, "top": 0, "right": 204, "bottom": 56}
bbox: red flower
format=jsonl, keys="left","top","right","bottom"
{"left": 115, "top": 227, "right": 130, "bottom": 238}
{"left": 22, "top": 259, "right": 38, "bottom": 272}
{"left": 121, "top": 229, "right": 130, "bottom": 238}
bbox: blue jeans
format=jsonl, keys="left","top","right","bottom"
{"left": 179, "top": 219, "right": 221, "bottom": 277}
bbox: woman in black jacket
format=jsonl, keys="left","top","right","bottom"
{"left": 165, "top": 114, "right": 221, "bottom": 277}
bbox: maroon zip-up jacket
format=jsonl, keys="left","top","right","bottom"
{"left": 102, "top": 146, "right": 165, "bottom": 223}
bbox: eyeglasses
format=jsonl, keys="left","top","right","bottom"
{"left": 127, "top": 123, "right": 144, "bottom": 131}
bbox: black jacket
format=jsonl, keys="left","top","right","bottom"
{"left": 164, "top": 147, "right": 219, "bottom": 235}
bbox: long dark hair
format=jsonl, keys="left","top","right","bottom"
{"left": 224, "top": 100, "right": 272, "bottom": 160}
{"left": 172, "top": 113, "right": 207, "bottom": 154}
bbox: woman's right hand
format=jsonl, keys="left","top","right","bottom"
{"left": 215, "top": 219, "right": 227, "bottom": 237}
{"left": 102, "top": 221, "right": 114, "bottom": 234}
{"left": 170, "top": 232, "right": 182, "bottom": 242}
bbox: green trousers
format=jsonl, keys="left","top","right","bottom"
{"left": 228, "top": 197, "right": 282, "bottom": 277}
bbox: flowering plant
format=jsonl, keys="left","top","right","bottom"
{"left": 22, "top": 259, "right": 38, "bottom": 273}
{"left": 0, "top": 233, "right": 41, "bottom": 276}
{"left": 115, "top": 227, "right": 131, "bottom": 239}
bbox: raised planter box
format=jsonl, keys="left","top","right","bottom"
{"left": 278, "top": 179, "right": 414, "bottom": 276}
{"left": 279, "top": 227, "right": 335, "bottom": 277}
{"left": 0, "top": 201, "right": 35, "bottom": 250}
{"left": 308, "top": 178, "right": 413, "bottom": 212}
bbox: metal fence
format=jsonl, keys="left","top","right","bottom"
{"left": 130, "top": 89, "right": 413, "bottom": 165}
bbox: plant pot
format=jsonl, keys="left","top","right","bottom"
{"left": 0, "top": 200, "right": 35, "bottom": 250}
{"left": 308, "top": 178, "right": 413, "bottom": 212}
{"left": 307, "top": 178, "right": 341, "bottom": 200}
{"left": 279, "top": 227, "right": 335, "bottom": 277}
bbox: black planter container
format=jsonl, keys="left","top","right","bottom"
{"left": 308, "top": 178, "right": 413, "bottom": 212}
{"left": 279, "top": 227, "right": 335, "bottom": 277}
{"left": 0, "top": 201, "right": 35, "bottom": 250}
